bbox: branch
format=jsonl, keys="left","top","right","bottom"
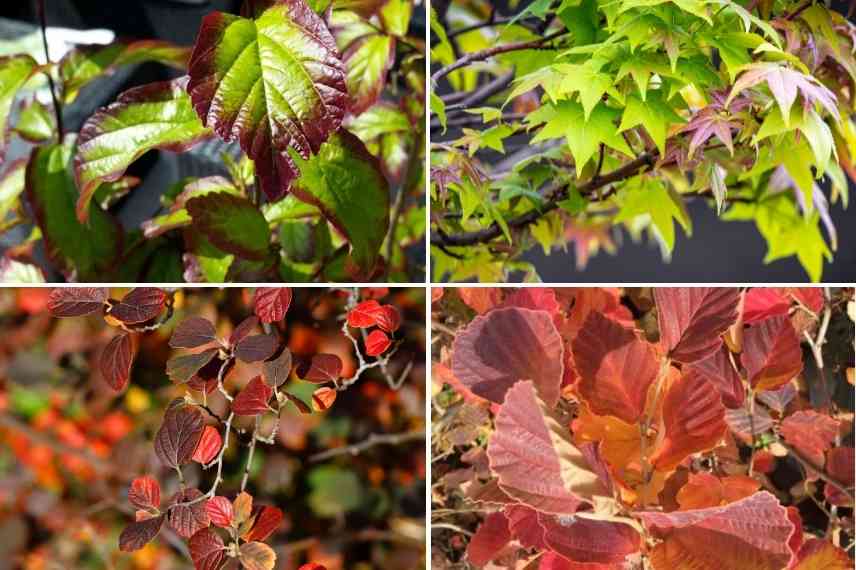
{"left": 440, "top": 71, "right": 516, "bottom": 111}
{"left": 36, "top": 0, "right": 63, "bottom": 138}
{"left": 308, "top": 430, "right": 424, "bottom": 463}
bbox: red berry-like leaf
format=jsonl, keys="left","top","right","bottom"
{"left": 229, "top": 316, "right": 259, "bottom": 347}
{"left": 684, "top": 346, "right": 745, "bottom": 409}
{"left": 168, "top": 487, "right": 210, "bottom": 538}
{"left": 47, "top": 287, "right": 108, "bottom": 316}
{"left": 365, "top": 329, "right": 391, "bottom": 356}
{"left": 119, "top": 513, "right": 165, "bottom": 552}
{"left": 254, "top": 287, "right": 292, "bottom": 323}
{"left": 235, "top": 334, "right": 278, "bottom": 363}
{"left": 655, "top": 287, "right": 740, "bottom": 364}
{"left": 743, "top": 288, "right": 791, "bottom": 324}
{"left": 297, "top": 353, "right": 343, "bottom": 383}
{"left": 466, "top": 511, "right": 511, "bottom": 566}
{"left": 109, "top": 287, "right": 168, "bottom": 324}
{"left": 205, "top": 496, "right": 234, "bottom": 528}
{"left": 244, "top": 505, "right": 284, "bottom": 542}
{"left": 154, "top": 404, "right": 205, "bottom": 468}
{"left": 262, "top": 348, "right": 292, "bottom": 387}
{"left": 452, "top": 307, "right": 564, "bottom": 406}
{"left": 188, "top": 527, "right": 225, "bottom": 570}
{"left": 128, "top": 476, "right": 161, "bottom": 510}
{"left": 100, "top": 332, "right": 134, "bottom": 392}
{"left": 311, "top": 386, "right": 337, "bottom": 411}
{"left": 170, "top": 317, "right": 218, "bottom": 348}
{"left": 824, "top": 447, "right": 854, "bottom": 506}
{"left": 192, "top": 425, "right": 222, "bottom": 465}
{"left": 232, "top": 376, "right": 273, "bottom": 415}
{"left": 375, "top": 305, "right": 401, "bottom": 333}
{"left": 167, "top": 348, "right": 219, "bottom": 384}
{"left": 571, "top": 312, "right": 659, "bottom": 423}
{"left": 741, "top": 316, "right": 803, "bottom": 392}
{"left": 347, "top": 300, "right": 383, "bottom": 328}
{"left": 780, "top": 410, "right": 838, "bottom": 467}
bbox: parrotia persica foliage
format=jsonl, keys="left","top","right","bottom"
{"left": 430, "top": 0, "right": 855, "bottom": 282}
{"left": 0, "top": 0, "right": 425, "bottom": 284}
{"left": 47, "top": 286, "right": 403, "bottom": 569}
{"left": 432, "top": 287, "right": 854, "bottom": 570}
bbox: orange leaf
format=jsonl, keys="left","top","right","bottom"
{"left": 458, "top": 287, "right": 503, "bottom": 314}
{"left": 676, "top": 472, "right": 760, "bottom": 510}
{"left": 791, "top": 538, "right": 851, "bottom": 570}
{"left": 239, "top": 541, "right": 276, "bottom": 570}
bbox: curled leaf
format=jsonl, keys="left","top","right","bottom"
{"left": 365, "top": 329, "right": 391, "bottom": 356}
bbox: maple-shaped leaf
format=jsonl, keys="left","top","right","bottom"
{"left": 555, "top": 62, "right": 622, "bottom": 120}
{"left": 741, "top": 316, "right": 803, "bottom": 392}
{"left": 452, "top": 307, "right": 564, "bottom": 406}
{"left": 639, "top": 491, "right": 794, "bottom": 570}
{"left": 824, "top": 447, "right": 854, "bottom": 507}
{"left": 487, "top": 381, "right": 605, "bottom": 514}
{"left": 205, "top": 496, "right": 234, "bottom": 528}
{"left": 235, "top": 334, "right": 278, "bottom": 363}
{"left": 100, "top": 333, "right": 134, "bottom": 392}
{"left": 365, "top": 329, "right": 392, "bottom": 356}
{"left": 240, "top": 541, "right": 277, "bottom": 570}
{"left": 244, "top": 505, "right": 284, "bottom": 542}
{"left": 311, "top": 386, "right": 337, "bottom": 411}
{"left": 571, "top": 312, "right": 659, "bottom": 424}
{"left": 613, "top": 176, "right": 691, "bottom": 254}
{"left": 192, "top": 425, "right": 222, "bottom": 465}
{"left": 188, "top": 527, "right": 226, "bottom": 570}
{"left": 171, "top": 317, "right": 218, "bottom": 348}
{"left": 296, "top": 353, "right": 343, "bottom": 383}
{"left": 154, "top": 404, "right": 205, "bottom": 468}
{"left": 166, "top": 348, "right": 219, "bottom": 384}
{"left": 119, "top": 514, "right": 165, "bottom": 552}
{"left": 128, "top": 476, "right": 161, "bottom": 511}
{"left": 262, "top": 348, "right": 293, "bottom": 387}
{"left": 680, "top": 104, "right": 740, "bottom": 159}
{"left": 47, "top": 287, "right": 108, "bottom": 317}
{"left": 791, "top": 538, "right": 851, "bottom": 570}
{"left": 253, "top": 287, "right": 292, "bottom": 323}
{"left": 654, "top": 287, "right": 740, "bottom": 364}
{"left": 0, "top": 55, "right": 38, "bottom": 161}
{"left": 168, "top": 488, "right": 211, "bottom": 538}
{"left": 233, "top": 376, "right": 273, "bottom": 415}
{"left": 684, "top": 346, "right": 745, "bottom": 409}
{"left": 618, "top": 91, "right": 685, "bottom": 155}
{"left": 676, "top": 472, "right": 760, "bottom": 510}
{"left": 109, "top": 288, "right": 168, "bottom": 324}
{"left": 779, "top": 410, "right": 838, "bottom": 467}
{"left": 467, "top": 512, "right": 511, "bottom": 567}
{"left": 187, "top": 0, "right": 347, "bottom": 200}
{"left": 743, "top": 288, "right": 791, "bottom": 324}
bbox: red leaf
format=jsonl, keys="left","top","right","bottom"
{"left": 229, "top": 316, "right": 259, "bottom": 347}
{"left": 168, "top": 488, "right": 210, "bottom": 538}
{"left": 235, "top": 334, "right": 278, "bottom": 362}
{"left": 262, "top": 348, "right": 293, "bottom": 387}
{"left": 167, "top": 348, "right": 219, "bottom": 384}
{"left": 170, "top": 317, "right": 218, "bottom": 348}
{"left": 824, "top": 447, "right": 854, "bottom": 506}
{"left": 684, "top": 346, "right": 745, "bottom": 409}
{"left": 743, "top": 288, "right": 791, "bottom": 324}
{"left": 192, "top": 425, "right": 222, "bottom": 465}
{"left": 792, "top": 538, "right": 851, "bottom": 570}
{"left": 756, "top": 383, "right": 796, "bottom": 414}
{"left": 119, "top": 514, "right": 164, "bottom": 552}
{"left": 786, "top": 288, "right": 824, "bottom": 313}
{"left": 780, "top": 410, "right": 838, "bottom": 467}
{"left": 466, "top": 512, "right": 511, "bottom": 567}
{"left": 571, "top": 312, "right": 659, "bottom": 423}
{"left": 538, "top": 512, "right": 641, "bottom": 565}
{"left": 501, "top": 288, "right": 562, "bottom": 326}
{"left": 347, "top": 300, "right": 383, "bottom": 328}
{"left": 205, "top": 496, "right": 233, "bottom": 528}
{"left": 458, "top": 287, "right": 503, "bottom": 314}
{"left": 128, "top": 476, "right": 161, "bottom": 510}
{"left": 297, "top": 353, "right": 343, "bottom": 383}
{"left": 244, "top": 505, "right": 283, "bottom": 542}
{"left": 188, "top": 527, "right": 225, "bottom": 570}
{"left": 487, "top": 381, "right": 604, "bottom": 514}
{"left": 787, "top": 506, "right": 804, "bottom": 554}
{"left": 47, "top": 287, "right": 108, "bottom": 317}
{"left": 254, "top": 287, "right": 292, "bottom": 323}
{"left": 725, "top": 407, "right": 774, "bottom": 443}
{"left": 365, "top": 329, "right": 391, "bottom": 356}
{"left": 100, "top": 332, "right": 134, "bottom": 392}
{"left": 432, "top": 362, "right": 490, "bottom": 406}
{"left": 504, "top": 505, "right": 548, "bottom": 550}
{"left": 232, "top": 376, "right": 273, "bottom": 415}
{"left": 539, "top": 552, "right": 614, "bottom": 570}
{"left": 676, "top": 472, "right": 760, "bottom": 510}
{"left": 298, "top": 565, "right": 327, "bottom": 570}
{"left": 452, "top": 307, "right": 564, "bottom": 406}
{"left": 154, "top": 404, "right": 205, "bottom": 468}
{"left": 375, "top": 305, "right": 401, "bottom": 333}
{"left": 109, "top": 287, "right": 168, "bottom": 324}
{"left": 640, "top": 491, "right": 794, "bottom": 570}
{"left": 311, "top": 387, "right": 337, "bottom": 411}
{"left": 741, "top": 316, "right": 803, "bottom": 392}
{"left": 655, "top": 287, "right": 740, "bottom": 364}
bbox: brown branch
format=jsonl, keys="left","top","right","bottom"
{"left": 308, "top": 430, "right": 425, "bottom": 463}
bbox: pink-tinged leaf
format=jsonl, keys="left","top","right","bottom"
{"left": 791, "top": 538, "right": 851, "bottom": 570}
{"left": 262, "top": 348, "right": 293, "bottom": 387}
{"left": 244, "top": 505, "right": 284, "bottom": 542}
{"left": 727, "top": 63, "right": 839, "bottom": 123}
{"left": 47, "top": 287, "right": 108, "bottom": 316}
{"left": 487, "top": 381, "right": 604, "bottom": 514}
{"left": 205, "top": 496, "right": 233, "bottom": 528}
{"left": 235, "top": 334, "right": 278, "bottom": 363}
{"left": 432, "top": 362, "right": 491, "bottom": 406}
{"left": 128, "top": 476, "right": 161, "bottom": 510}
{"left": 347, "top": 300, "right": 383, "bottom": 328}
{"left": 539, "top": 551, "right": 616, "bottom": 570}
{"left": 188, "top": 527, "right": 225, "bottom": 570}
{"left": 458, "top": 287, "right": 504, "bottom": 314}
{"left": 108, "top": 288, "right": 168, "bottom": 324}
{"left": 780, "top": 410, "right": 838, "bottom": 467}
{"left": 365, "top": 329, "right": 391, "bottom": 356}
{"left": 538, "top": 513, "right": 641, "bottom": 565}
{"left": 680, "top": 106, "right": 740, "bottom": 158}
{"left": 232, "top": 376, "right": 273, "bottom": 416}
{"left": 571, "top": 312, "right": 659, "bottom": 423}
{"left": 650, "top": 370, "right": 726, "bottom": 471}
{"left": 229, "top": 316, "right": 259, "bottom": 347}
{"left": 297, "top": 353, "right": 343, "bottom": 383}
{"left": 170, "top": 317, "right": 218, "bottom": 349}
{"left": 119, "top": 514, "right": 164, "bottom": 551}
{"left": 254, "top": 287, "right": 292, "bottom": 323}
{"left": 168, "top": 488, "right": 210, "bottom": 538}
{"left": 743, "top": 288, "right": 791, "bottom": 324}
{"left": 100, "top": 333, "right": 134, "bottom": 392}
{"left": 756, "top": 383, "right": 796, "bottom": 414}
{"left": 167, "top": 348, "right": 219, "bottom": 384}
{"left": 239, "top": 541, "right": 277, "bottom": 570}
{"left": 375, "top": 305, "right": 401, "bottom": 333}
{"left": 725, "top": 407, "right": 774, "bottom": 443}
{"left": 501, "top": 288, "right": 562, "bottom": 324}
{"left": 640, "top": 491, "right": 795, "bottom": 570}
{"left": 187, "top": 0, "right": 348, "bottom": 200}
{"left": 655, "top": 288, "right": 741, "bottom": 364}
{"left": 741, "top": 316, "right": 803, "bottom": 391}
{"left": 786, "top": 506, "right": 803, "bottom": 554}
{"left": 786, "top": 288, "right": 824, "bottom": 313}
{"left": 684, "top": 346, "right": 745, "bottom": 409}
{"left": 192, "top": 425, "right": 222, "bottom": 465}
{"left": 452, "top": 307, "right": 564, "bottom": 406}
{"left": 504, "top": 505, "right": 548, "bottom": 550}
{"left": 467, "top": 512, "right": 512, "bottom": 567}
{"left": 824, "top": 447, "right": 854, "bottom": 506}
{"left": 311, "top": 387, "right": 337, "bottom": 411}
{"left": 154, "top": 404, "right": 205, "bottom": 468}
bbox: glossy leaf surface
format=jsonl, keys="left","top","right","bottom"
{"left": 187, "top": 193, "right": 272, "bottom": 261}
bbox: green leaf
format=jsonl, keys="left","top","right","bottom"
{"left": 556, "top": 63, "right": 620, "bottom": 120}
{"left": 290, "top": 130, "right": 390, "bottom": 279}
{"left": 186, "top": 193, "right": 272, "bottom": 261}
{"left": 187, "top": 0, "right": 348, "bottom": 200}
{"left": 343, "top": 34, "right": 396, "bottom": 115}
{"left": 559, "top": 0, "right": 599, "bottom": 46}
{"left": 0, "top": 55, "right": 37, "bottom": 159}
{"left": 0, "top": 159, "right": 27, "bottom": 222}
{"left": 708, "top": 162, "right": 728, "bottom": 214}
{"left": 620, "top": 0, "right": 712, "bottom": 24}
{"left": 799, "top": 109, "right": 835, "bottom": 178}
{"left": 614, "top": 176, "right": 691, "bottom": 253}
{"left": 141, "top": 177, "right": 240, "bottom": 239}
{"left": 24, "top": 139, "right": 122, "bottom": 280}
{"left": 14, "top": 100, "right": 55, "bottom": 143}
{"left": 348, "top": 103, "right": 410, "bottom": 140}
{"left": 431, "top": 91, "right": 447, "bottom": 132}
{"left": 618, "top": 92, "right": 685, "bottom": 155}
{"left": 558, "top": 186, "right": 587, "bottom": 215}
{"left": 75, "top": 77, "right": 211, "bottom": 221}
{"left": 379, "top": 0, "right": 412, "bottom": 36}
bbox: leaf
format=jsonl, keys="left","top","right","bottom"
{"left": 74, "top": 78, "right": 211, "bottom": 221}
{"left": 365, "top": 329, "right": 391, "bottom": 356}
{"left": 290, "top": 130, "right": 389, "bottom": 278}
{"left": 779, "top": 410, "right": 838, "bottom": 467}
{"left": 458, "top": 288, "right": 503, "bottom": 314}
{"left": 614, "top": 177, "right": 691, "bottom": 255}
{"left": 297, "top": 354, "right": 343, "bottom": 383}
{"left": 743, "top": 288, "right": 791, "bottom": 324}
{"left": 128, "top": 476, "right": 161, "bottom": 510}
{"left": 676, "top": 472, "right": 760, "bottom": 510}
{"left": 154, "top": 404, "right": 205, "bottom": 468}
{"left": 229, "top": 316, "right": 259, "bottom": 347}
{"left": 253, "top": 287, "right": 292, "bottom": 323}
{"left": 109, "top": 287, "right": 168, "bottom": 324}
{"left": 167, "top": 348, "right": 219, "bottom": 384}
{"left": 467, "top": 512, "right": 511, "bottom": 566}
{"left": 824, "top": 447, "right": 854, "bottom": 507}
{"left": 206, "top": 496, "right": 234, "bottom": 528}
{"left": 452, "top": 307, "right": 564, "bottom": 406}
{"left": 171, "top": 317, "right": 218, "bottom": 348}
{"left": 239, "top": 541, "right": 277, "bottom": 570}
{"left": 119, "top": 514, "right": 165, "bottom": 552}
{"left": 640, "top": 491, "right": 794, "bottom": 570}
{"left": 348, "top": 300, "right": 383, "bottom": 327}
{"left": 0, "top": 55, "right": 37, "bottom": 160}
{"left": 188, "top": 527, "right": 225, "bottom": 570}
{"left": 725, "top": 407, "right": 774, "bottom": 443}
{"left": 618, "top": 92, "right": 685, "bottom": 155}
{"left": 101, "top": 333, "right": 134, "bottom": 392}
{"left": 0, "top": 158, "right": 27, "bottom": 223}
{"left": 187, "top": 193, "right": 272, "bottom": 261}
{"left": 192, "top": 425, "right": 222, "bottom": 465}
{"left": 187, "top": 0, "right": 347, "bottom": 200}
{"left": 47, "top": 287, "right": 108, "bottom": 317}
{"left": 537, "top": 512, "right": 642, "bottom": 564}
{"left": 487, "top": 381, "right": 605, "bottom": 514}
{"left": 312, "top": 387, "right": 337, "bottom": 411}
{"left": 244, "top": 506, "right": 284, "bottom": 542}
{"left": 232, "top": 376, "right": 273, "bottom": 415}
{"left": 308, "top": 465, "right": 363, "bottom": 517}
{"left": 233, "top": 491, "right": 254, "bottom": 527}
{"left": 571, "top": 312, "right": 660, "bottom": 423}
{"left": 756, "top": 383, "right": 796, "bottom": 414}
{"left": 343, "top": 33, "right": 395, "bottom": 115}
{"left": 168, "top": 488, "right": 211, "bottom": 538}
{"left": 380, "top": 0, "right": 412, "bottom": 35}
{"left": 262, "top": 348, "right": 293, "bottom": 387}
{"left": 24, "top": 141, "right": 122, "bottom": 280}
{"left": 791, "top": 538, "right": 851, "bottom": 570}
{"left": 654, "top": 288, "right": 741, "bottom": 364}
{"left": 680, "top": 105, "right": 740, "bottom": 158}
{"left": 15, "top": 100, "right": 56, "bottom": 143}
{"left": 684, "top": 346, "right": 745, "bottom": 409}
{"left": 235, "top": 334, "right": 279, "bottom": 363}
{"left": 741, "top": 316, "right": 803, "bottom": 391}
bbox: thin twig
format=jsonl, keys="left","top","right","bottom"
{"left": 308, "top": 430, "right": 425, "bottom": 463}
{"left": 240, "top": 416, "right": 260, "bottom": 491}
{"left": 36, "top": 0, "right": 63, "bottom": 138}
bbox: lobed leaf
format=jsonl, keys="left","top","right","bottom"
{"left": 232, "top": 376, "right": 274, "bottom": 415}
{"left": 118, "top": 514, "right": 165, "bottom": 552}
{"left": 655, "top": 288, "right": 741, "bottom": 364}
{"left": 100, "top": 333, "right": 134, "bottom": 392}
{"left": 154, "top": 404, "right": 205, "bottom": 468}
{"left": 254, "top": 287, "right": 292, "bottom": 323}
{"left": 741, "top": 316, "right": 803, "bottom": 392}
{"left": 47, "top": 287, "right": 108, "bottom": 317}
{"left": 186, "top": 193, "right": 272, "bottom": 261}
{"left": 171, "top": 317, "right": 218, "bottom": 348}
{"left": 188, "top": 527, "right": 225, "bottom": 570}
